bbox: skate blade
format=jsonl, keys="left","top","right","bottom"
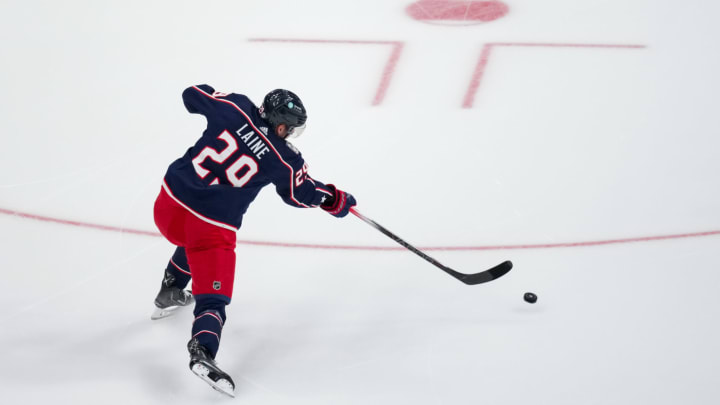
{"left": 191, "top": 363, "right": 235, "bottom": 398}
{"left": 150, "top": 305, "right": 180, "bottom": 320}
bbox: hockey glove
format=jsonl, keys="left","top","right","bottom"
{"left": 321, "top": 184, "right": 356, "bottom": 218}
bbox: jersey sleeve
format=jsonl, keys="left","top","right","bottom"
{"left": 269, "top": 149, "right": 334, "bottom": 208}
{"left": 182, "top": 84, "right": 216, "bottom": 115}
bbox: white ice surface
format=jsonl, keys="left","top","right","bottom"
{"left": 1, "top": 0, "right": 719, "bottom": 404}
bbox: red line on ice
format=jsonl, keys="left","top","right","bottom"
{"left": 0, "top": 207, "right": 159, "bottom": 237}
{"left": 462, "top": 42, "right": 647, "bottom": 108}
{"left": 249, "top": 38, "right": 404, "bottom": 106}
{"left": 1, "top": 207, "right": 718, "bottom": 252}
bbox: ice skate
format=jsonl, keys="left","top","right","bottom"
{"left": 150, "top": 274, "right": 194, "bottom": 320}
{"left": 188, "top": 338, "right": 235, "bottom": 397}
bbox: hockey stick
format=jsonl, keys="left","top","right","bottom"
{"left": 350, "top": 208, "right": 513, "bottom": 285}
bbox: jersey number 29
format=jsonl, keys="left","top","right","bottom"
{"left": 192, "top": 130, "right": 258, "bottom": 187}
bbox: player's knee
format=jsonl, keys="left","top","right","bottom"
{"left": 193, "top": 294, "right": 230, "bottom": 319}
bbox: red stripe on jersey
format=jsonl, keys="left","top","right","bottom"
{"left": 162, "top": 180, "right": 238, "bottom": 232}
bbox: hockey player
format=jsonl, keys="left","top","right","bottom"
{"left": 151, "top": 85, "right": 356, "bottom": 397}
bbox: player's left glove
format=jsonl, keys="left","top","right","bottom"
{"left": 321, "top": 184, "right": 356, "bottom": 218}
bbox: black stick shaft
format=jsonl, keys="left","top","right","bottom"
{"left": 349, "top": 208, "right": 514, "bottom": 285}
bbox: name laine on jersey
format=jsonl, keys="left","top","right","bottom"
{"left": 236, "top": 124, "right": 270, "bottom": 160}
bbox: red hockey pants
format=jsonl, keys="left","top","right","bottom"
{"left": 153, "top": 185, "right": 237, "bottom": 300}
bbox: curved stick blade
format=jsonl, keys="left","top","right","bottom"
{"left": 457, "top": 260, "right": 513, "bottom": 285}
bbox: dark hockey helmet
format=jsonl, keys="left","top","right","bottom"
{"left": 259, "top": 89, "right": 307, "bottom": 138}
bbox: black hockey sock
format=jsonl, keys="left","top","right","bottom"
{"left": 164, "top": 246, "right": 192, "bottom": 289}
{"left": 191, "top": 295, "right": 228, "bottom": 358}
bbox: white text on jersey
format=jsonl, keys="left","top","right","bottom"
{"left": 236, "top": 124, "right": 270, "bottom": 160}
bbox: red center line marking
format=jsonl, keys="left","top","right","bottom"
{"left": 463, "top": 42, "right": 647, "bottom": 108}
{"left": 2, "top": 207, "right": 718, "bottom": 251}
{"left": 249, "top": 38, "right": 405, "bottom": 106}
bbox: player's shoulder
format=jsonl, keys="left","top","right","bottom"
{"left": 185, "top": 85, "right": 254, "bottom": 109}
{"left": 200, "top": 90, "right": 262, "bottom": 125}
{"left": 283, "top": 140, "right": 302, "bottom": 156}
{"left": 209, "top": 91, "right": 253, "bottom": 109}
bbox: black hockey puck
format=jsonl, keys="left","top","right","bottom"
{"left": 523, "top": 292, "right": 537, "bottom": 304}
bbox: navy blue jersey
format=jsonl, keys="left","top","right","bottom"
{"left": 162, "top": 85, "right": 334, "bottom": 230}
